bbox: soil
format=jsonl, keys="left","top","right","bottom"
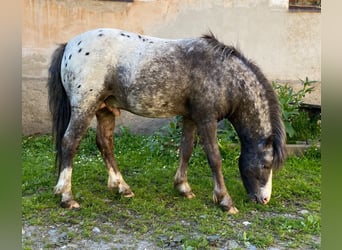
{"left": 22, "top": 215, "right": 320, "bottom": 250}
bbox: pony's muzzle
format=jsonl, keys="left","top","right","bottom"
{"left": 257, "top": 170, "right": 273, "bottom": 205}
{"left": 258, "top": 195, "right": 270, "bottom": 205}
{"left": 248, "top": 193, "right": 271, "bottom": 205}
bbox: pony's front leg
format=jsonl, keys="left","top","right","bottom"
{"left": 96, "top": 108, "right": 134, "bottom": 197}
{"left": 197, "top": 121, "right": 239, "bottom": 214}
{"left": 174, "top": 118, "right": 196, "bottom": 198}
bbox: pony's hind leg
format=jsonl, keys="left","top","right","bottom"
{"left": 174, "top": 118, "right": 196, "bottom": 198}
{"left": 96, "top": 108, "right": 134, "bottom": 197}
{"left": 54, "top": 111, "right": 94, "bottom": 209}
{"left": 197, "top": 121, "right": 239, "bottom": 214}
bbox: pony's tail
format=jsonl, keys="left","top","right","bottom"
{"left": 47, "top": 43, "right": 70, "bottom": 175}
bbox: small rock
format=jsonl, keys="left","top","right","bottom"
{"left": 24, "top": 230, "right": 31, "bottom": 237}
{"left": 173, "top": 235, "right": 184, "bottom": 243}
{"left": 59, "top": 232, "right": 67, "bottom": 240}
{"left": 48, "top": 229, "right": 57, "bottom": 236}
{"left": 66, "top": 243, "right": 79, "bottom": 249}
{"left": 248, "top": 244, "right": 257, "bottom": 250}
{"left": 57, "top": 232, "right": 69, "bottom": 244}
{"left": 283, "top": 213, "right": 297, "bottom": 219}
{"left": 242, "top": 221, "right": 251, "bottom": 226}
{"left": 181, "top": 220, "right": 190, "bottom": 226}
{"left": 159, "top": 235, "right": 168, "bottom": 242}
{"left": 299, "top": 209, "right": 309, "bottom": 215}
{"left": 228, "top": 240, "right": 239, "bottom": 249}
{"left": 92, "top": 227, "right": 101, "bottom": 233}
{"left": 207, "top": 235, "right": 220, "bottom": 242}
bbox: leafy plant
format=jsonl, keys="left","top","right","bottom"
{"left": 291, "top": 109, "right": 321, "bottom": 143}
{"left": 272, "top": 77, "right": 316, "bottom": 139}
{"left": 217, "top": 119, "right": 239, "bottom": 144}
{"left": 146, "top": 116, "right": 183, "bottom": 156}
{"left": 147, "top": 116, "right": 240, "bottom": 157}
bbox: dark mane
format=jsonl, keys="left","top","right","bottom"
{"left": 201, "top": 32, "right": 238, "bottom": 60}
{"left": 202, "top": 32, "right": 287, "bottom": 170}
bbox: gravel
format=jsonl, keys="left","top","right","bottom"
{"left": 22, "top": 223, "right": 157, "bottom": 250}
{"left": 22, "top": 215, "right": 319, "bottom": 250}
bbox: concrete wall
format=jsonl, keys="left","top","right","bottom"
{"left": 22, "top": 0, "right": 321, "bottom": 135}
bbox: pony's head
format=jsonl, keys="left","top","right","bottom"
{"left": 239, "top": 136, "right": 279, "bottom": 204}
{"left": 237, "top": 88, "right": 286, "bottom": 204}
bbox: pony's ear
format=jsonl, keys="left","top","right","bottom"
{"left": 259, "top": 134, "right": 274, "bottom": 150}
{"left": 259, "top": 135, "right": 275, "bottom": 165}
{"left": 265, "top": 134, "right": 274, "bottom": 148}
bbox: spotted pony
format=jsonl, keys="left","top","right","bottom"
{"left": 48, "top": 28, "right": 286, "bottom": 214}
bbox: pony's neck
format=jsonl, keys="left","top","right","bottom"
{"left": 227, "top": 78, "right": 286, "bottom": 170}
{"left": 229, "top": 94, "right": 273, "bottom": 145}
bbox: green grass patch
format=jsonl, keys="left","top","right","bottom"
{"left": 22, "top": 128, "right": 321, "bottom": 249}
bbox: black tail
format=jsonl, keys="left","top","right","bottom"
{"left": 47, "top": 43, "right": 70, "bottom": 174}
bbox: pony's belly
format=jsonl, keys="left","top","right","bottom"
{"left": 126, "top": 104, "right": 181, "bottom": 118}
{"left": 124, "top": 91, "right": 186, "bottom": 118}
{"left": 104, "top": 94, "right": 183, "bottom": 118}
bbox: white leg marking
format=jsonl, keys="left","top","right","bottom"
{"left": 107, "top": 168, "right": 121, "bottom": 189}
{"left": 260, "top": 169, "right": 272, "bottom": 204}
{"left": 177, "top": 182, "right": 196, "bottom": 199}
{"left": 178, "top": 182, "right": 191, "bottom": 194}
{"left": 174, "top": 170, "right": 195, "bottom": 198}
{"left": 107, "top": 168, "right": 134, "bottom": 197}
{"left": 54, "top": 168, "right": 72, "bottom": 194}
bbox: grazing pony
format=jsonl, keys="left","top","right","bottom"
{"left": 48, "top": 28, "right": 286, "bottom": 214}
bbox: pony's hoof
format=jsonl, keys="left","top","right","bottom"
{"left": 227, "top": 206, "right": 239, "bottom": 214}
{"left": 220, "top": 202, "right": 239, "bottom": 214}
{"left": 60, "top": 200, "right": 80, "bottom": 210}
{"left": 123, "top": 192, "right": 135, "bottom": 198}
{"left": 183, "top": 191, "right": 196, "bottom": 199}
{"left": 213, "top": 193, "right": 237, "bottom": 213}
{"left": 121, "top": 189, "right": 135, "bottom": 198}
{"left": 175, "top": 182, "right": 195, "bottom": 198}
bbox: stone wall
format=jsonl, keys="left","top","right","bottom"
{"left": 22, "top": 0, "right": 321, "bottom": 135}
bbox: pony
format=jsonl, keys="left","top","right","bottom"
{"left": 48, "top": 28, "right": 286, "bottom": 214}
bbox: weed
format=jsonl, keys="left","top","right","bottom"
{"left": 291, "top": 110, "right": 321, "bottom": 143}
{"left": 272, "top": 77, "right": 320, "bottom": 141}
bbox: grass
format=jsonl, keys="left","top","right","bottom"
{"left": 22, "top": 127, "right": 321, "bottom": 249}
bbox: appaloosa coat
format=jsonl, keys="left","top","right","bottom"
{"left": 48, "top": 28, "right": 286, "bottom": 213}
